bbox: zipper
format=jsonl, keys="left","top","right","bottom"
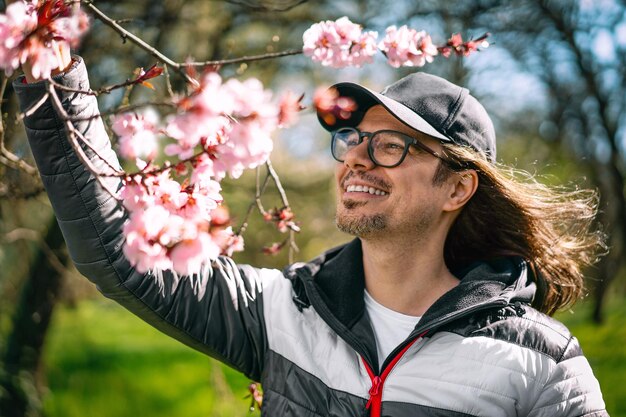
{"left": 360, "top": 302, "right": 506, "bottom": 417}
{"left": 361, "top": 331, "right": 427, "bottom": 417}
{"left": 297, "top": 267, "right": 515, "bottom": 415}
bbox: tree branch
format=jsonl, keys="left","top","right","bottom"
{"left": 1, "top": 77, "right": 38, "bottom": 175}
{"left": 46, "top": 81, "right": 123, "bottom": 201}
{"left": 2, "top": 228, "right": 68, "bottom": 276}
{"left": 83, "top": 1, "right": 198, "bottom": 86}
{"left": 186, "top": 49, "right": 303, "bottom": 67}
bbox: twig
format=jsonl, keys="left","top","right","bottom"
{"left": 163, "top": 65, "right": 175, "bottom": 99}
{"left": 0, "top": 183, "right": 45, "bottom": 200}
{"left": 15, "top": 91, "right": 50, "bottom": 122}
{"left": 83, "top": 1, "right": 198, "bottom": 86}
{"left": 1, "top": 77, "right": 38, "bottom": 175}
{"left": 67, "top": 100, "right": 176, "bottom": 122}
{"left": 46, "top": 81, "right": 122, "bottom": 201}
{"left": 74, "top": 129, "right": 124, "bottom": 175}
{"left": 100, "top": 148, "right": 208, "bottom": 179}
{"left": 0, "top": 153, "right": 38, "bottom": 175}
{"left": 255, "top": 165, "right": 268, "bottom": 214}
{"left": 222, "top": 0, "right": 308, "bottom": 12}
{"left": 236, "top": 167, "right": 272, "bottom": 235}
{"left": 186, "top": 49, "right": 303, "bottom": 67}
{"left": 266, "top": 159, "right": 289, "bottom": 206}
{"left": 264, "top": 160, "right": 299, "bottom": 261}
{"left": 2, "top": 228, "right": 68, "bottom": 276}
{"left": 289, "top": 229, "right": 299, "bottom": 264}
{"left": 84, "top": 0, "right": 302, "bottom": 72}
{"left": 48, "top": 77, "right": 144, "bottom": 97}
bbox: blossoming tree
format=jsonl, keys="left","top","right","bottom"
{"left": 1, "top": 1, "right": 488, "bottom": 278}
{"left": 0, "top": 1, "right": 488, "bottom": 415}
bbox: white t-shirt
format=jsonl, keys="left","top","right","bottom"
{"left": 364, "top": 290, "right": 421, "bottom": 364}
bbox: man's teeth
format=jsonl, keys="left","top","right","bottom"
{"left": 346, "top": 185, "right": 387, "bottom": 195}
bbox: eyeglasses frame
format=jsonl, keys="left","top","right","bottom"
{"left": 331, "top": 126, "right": 451, "bottom": 168}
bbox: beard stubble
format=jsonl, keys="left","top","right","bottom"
{"left": 335, "top": 197, "right": 438, "bottom": 241}
{"left": 335, "top": 199, "right": 388, "bottom": 237}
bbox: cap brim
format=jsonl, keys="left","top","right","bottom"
{"left": 317, "top": 82, "right": 451, "bottom": 143}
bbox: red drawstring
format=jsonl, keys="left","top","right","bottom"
{"left": 361, "top": 331, "right": 428, "bottom": 417}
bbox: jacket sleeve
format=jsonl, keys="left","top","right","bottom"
{"left": 13, "top": 57, "right": 273, "bottom": 381}
{"left": 528, "top": 336, "right": 608, "bottom": 417}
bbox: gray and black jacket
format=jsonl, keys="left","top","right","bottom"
{"left": 15, "top": 58, "right": 608, "bottom": 417}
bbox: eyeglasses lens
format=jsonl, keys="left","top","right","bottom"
{"left": 370, "top": 131, "right": 407, "bottom": 167}
{"left": 332, "top": 128, "right": 409, "bottom": 167}
{"left": 332, "top": 128, "right": 359, "bottom": 161}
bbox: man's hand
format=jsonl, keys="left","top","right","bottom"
{"left": 22, "top": 39, "right": 72, "bottom": 83}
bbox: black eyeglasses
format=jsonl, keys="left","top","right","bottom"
{"left": 331, "top": 127, "right": 449, "bottom": 168}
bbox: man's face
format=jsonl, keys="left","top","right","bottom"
{"left": 334, "top": 105, "right": 450, "bottom": 239}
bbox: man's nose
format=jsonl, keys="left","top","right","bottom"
{"left": 343, "top": 140, "right": 376, "bottom": 170}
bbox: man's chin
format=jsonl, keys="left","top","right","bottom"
{"left": 335, "top": 213, "right": 387, "bottom": 236}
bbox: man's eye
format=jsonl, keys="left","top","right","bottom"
{"left": 385, "top": 142, "right": 403, "bottom": 149}
{"left": 378, "top": 141, "right": 404, "bottom": 152}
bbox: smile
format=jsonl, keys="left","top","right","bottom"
{"left": 345, "top": 184, "right": 388, "bottom": 196}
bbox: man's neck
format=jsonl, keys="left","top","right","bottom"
{"left": 361, "top": 237, "right": 460, "bottom": 317}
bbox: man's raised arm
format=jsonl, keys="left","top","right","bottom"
{"left": 13, "top": 57, "right": 273, "bottom": 381}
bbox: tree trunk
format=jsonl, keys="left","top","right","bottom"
{"left": 0, "top": 217, "right": 68, "bottom": 417}
{"left": 589, "top": 160, "right": 625, "bottom": 323}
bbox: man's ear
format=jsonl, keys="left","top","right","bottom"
{"left": 442, "top": 169, "right": 478, "bottom": 212}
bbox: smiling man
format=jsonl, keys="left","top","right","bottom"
{"left": 16, "top": 56, "right": 608, "bottom": 416}
{"left": 333, "top": 103, "right": 471, "bottom": 319}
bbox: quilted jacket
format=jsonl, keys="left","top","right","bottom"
{"left": 15, "top": 58, "right": 608, "bottom": 416}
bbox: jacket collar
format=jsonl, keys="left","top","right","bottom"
{"left": 287, "top": 238, "right": 537, "bottom": 331}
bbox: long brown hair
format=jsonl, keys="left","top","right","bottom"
{"left": 437, "top": 145, "right": 606, "bottom": 315}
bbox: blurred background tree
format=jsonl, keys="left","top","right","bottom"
{"left": 1, "top": 0, "right": 625, "bottom": 416}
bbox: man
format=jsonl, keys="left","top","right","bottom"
{"left": 16, "top": 55, "right": 607, "bottom": 416}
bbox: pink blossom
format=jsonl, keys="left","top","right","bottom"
{"left": 190, "top": 154, "right": 219, "bottom": 182}
{"left": 378, "top": 25, "right": 438, "bottom": 68}
{"left": 302, "top": 17, "right": 371, "bottom": 68}
{"left": 179, "top": 181, "right": 222, "bottom": 221}
{"left": 0, "top": 1, "right": 39, "bottom": 75}
{"left": 349, "top": 31, "right": 379, "bottom": 67}
{"left": 0, "top": 0, "right": 89, "bottom": 78}
{"left": 277, "top": 91, "right": 304, "bottom": 128}
{"left": 212, "top": 227, "right": 244, "bottom": 257}
{"left": 223, "top": 77, "right": 277, "bottom": 126}
{"left": 49, "top": 8, "right": 90, "bottom": 48}
{"left": 440, "top": 33, "right": 490, "bottom": 57}
{"left": 120, "top": 176, "right": 154, "bottom": 211}
{"left": 123, "top": 205, "right": 175, "bottom": 273}
{"left": 217, "top": 122, "right": 274, "bottom": 178}
{"left": 164, "top": 71, "right": 235, "bottom": 160}
{"left": 111, "top": 112, "right": 159, "bottom": 160}
{"left": 193, "top": 71, "right": 236, "bottom": 116}
{"left": 122, "top": 200, "right": 228, "bottom": 276}
{"left": 262, "top": 241, "right": 286, "bottom": 255}
{"left": 169, "top": 232, "right": 220, "bottom": 276}
{"left": 152, "top": 176, "right": 189, "bottom": 212}
{"left": 220, "top": 232, "right": 244, "bottom": 257}
{"left": 165, "top": 113, "right": 231, "bottom": 159}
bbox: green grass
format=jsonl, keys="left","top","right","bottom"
{"left": 43, "top": 300, "right": 259, "bottom": 417}
{"left": 556, "top": 300, "right": 626, "bottom": 417}
{"left": 43, "top": 298, "right": 625, "bottom": 417}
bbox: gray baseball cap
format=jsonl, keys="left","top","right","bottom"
{"left": 317, "top": 72, "right": 496, "bottom": 162}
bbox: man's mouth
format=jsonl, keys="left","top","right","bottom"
{"left": 345, "top": 184, "right": 388, "bottom": 196}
